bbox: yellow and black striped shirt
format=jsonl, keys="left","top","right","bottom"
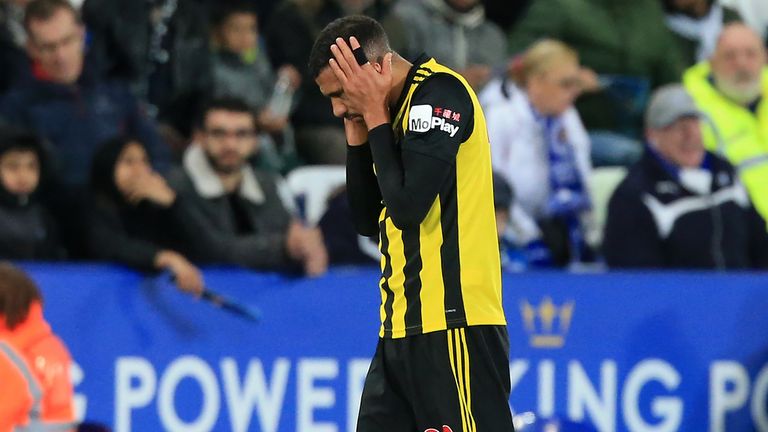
{"left": 348, "top": 55, "right": 506, "bottom": 338}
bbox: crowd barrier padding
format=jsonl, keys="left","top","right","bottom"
{"left": 17, "top": 263, "right": 768, "bottom": 432}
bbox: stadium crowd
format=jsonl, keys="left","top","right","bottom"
{"left": 0, "top": 0, "right": 766, "bottom": 292}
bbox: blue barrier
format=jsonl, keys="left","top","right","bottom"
{"left": 18, "top": 264, "right": 768, "bottom": 432}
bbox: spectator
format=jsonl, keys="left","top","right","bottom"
{"left": 603, "top": 84, "right": 768, "bottom": 269}
{"left": 0, "top": 0, "right": 168, "bottom": 257}
{"left": 210, "top": 1, "right": 301, "bottom": 173}
{"left": 169, "top": 98, "right": 328, "bottom": 276}
{"left": 0, "top": 128, "right": 63, "bottom": 259}
{"left": 391, "top": 0, "right": 507, "bottom": 90}
{"left": 88, "top": 137, "right": 204, "bottom": 295}
{"left": 508, "top": 0, "right": 685, "bottom": 165}
{"left": 683, "top": 23, "right": 768, "bottom": 223}
{"left": 0, "top": 0, "right": 168, "bottom": 187}
{"left": 0, "top": 262, "right": 76, "bottom": 431}
{"left": 492, "top": 171, "right": 513, "bottom": 240}
{"left": 663, "top": 0, "right": 742, "bottom": 66}
{"left": 263, "top": 0, "right": 347, "bottom": 165}
{"left": 82, "top": 0, "right": 211, "bottom": 140}
{"left": 480, "top": 39, "right": 593, "bottom": 266}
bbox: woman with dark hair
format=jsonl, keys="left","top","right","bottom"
{"left": 0, "top": 262, "right": 76, "bottom": 430}
{"left": 0, "top": 127, "right": 63, "bottom": 260}
{"left": 88, "top": 136, "right": 204, "bottom": 295}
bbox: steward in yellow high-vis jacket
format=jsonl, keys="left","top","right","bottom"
{"left": 683, "top": 23, "right": 768, "bottom": 225}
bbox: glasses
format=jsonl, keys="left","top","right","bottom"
{"left": 205, "top": 128, "right": 257, "bottom": 140}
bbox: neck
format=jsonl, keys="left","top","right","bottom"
{"left": 525, "top": 89, "right": 549, "bottom": 117}
{"left": 387, "top": 54, "right": 413, "bottom": 111}
{"left": 218, "top": 171, "right": 243, "bottom": 193}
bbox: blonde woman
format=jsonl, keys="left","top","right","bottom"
{"left": 480, "top": 39, "right": 593, "bottom": 266}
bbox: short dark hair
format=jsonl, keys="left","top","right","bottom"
{"left": 24, "top": 0, "right": 81, "bottom": 33}
{"left": 0, "top": 262, "right": 42, "bottom": 330}
{"left": 196, "top": 96, "right": 258, "bottom": 130}
{"left": 308, "top": 15, "right": 390, "bottom": 79}
{"left": 211, "top": 1, "right": 257, "bottom": 28}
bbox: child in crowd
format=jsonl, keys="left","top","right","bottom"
{"left": 210, "top": 1, "right": 301, "bottom": 173}
{"left": 0, "top": 128, "right": 63, "bottom": 259}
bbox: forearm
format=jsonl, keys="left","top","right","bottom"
{"left": 92, "top": 230, "right": 160, "bottom": 271}
{"left": 367, "top": 124, "right": 447, "bottom": 229}
{"left": 346, "top": 143, "right": 384, "bottom": 236}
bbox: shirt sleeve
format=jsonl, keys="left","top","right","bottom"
{"left": 346, "top": 143, "right": 384, "bottom": 236}
{"left": 398, "top": 73, "right": 474, "bottom": 161}
{"left": 88, "top": 200, "right": 161, "bottom": 271}
{"left": 367, "top": 73, "right": 474, "bottom": 230}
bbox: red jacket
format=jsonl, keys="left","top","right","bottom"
{"left": 0, "top": 302, "right": 75, "bottom": 431}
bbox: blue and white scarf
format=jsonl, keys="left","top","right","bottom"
{"left": 534, "top": 106, "right": 592, "bottom": 262}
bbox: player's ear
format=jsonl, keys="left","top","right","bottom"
{"left": 373, "top": 62, "right": 382, "bottom": 73}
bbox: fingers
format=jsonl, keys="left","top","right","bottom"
{"left": 328, "top": 57, "right": 348, "bottom": 84}
{"left": 176, "top": 269, "right": 204, "bottom": 296}
{"left": 330, "top": 41, "right": 354, "bottom": 80}
{"left": 334, "top": 37, "right": 360, "bottom": 71}
{"left": 349, "top": 36, "right": 361, "bottom": 50}
{"left": 349, "top": 37, "right": 371, "bottom": 67}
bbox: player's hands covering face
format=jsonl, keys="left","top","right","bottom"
{"left": 329, "top": 36, "right": 393, "bottom": 128}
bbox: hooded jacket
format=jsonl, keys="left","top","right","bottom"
{"left": 87, "top": 138, "right": 204, "bottom": 269}
{"left": 0, "top": 130, "right": 63, "bottom": 260}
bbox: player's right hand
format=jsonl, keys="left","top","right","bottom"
{"left": 344, "top": 117, "right": 368, "bottom": 146}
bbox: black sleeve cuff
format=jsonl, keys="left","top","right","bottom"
{"left": 368, "top": 124, "right": 394, "bottom": 148}
{"left": 347, "top": 141, "right": 371, "bottom": 153}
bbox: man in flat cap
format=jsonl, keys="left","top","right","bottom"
{"left": 603, "top": 84, "right": 768, "bottom": 269}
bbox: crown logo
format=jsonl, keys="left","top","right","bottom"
{"left": 520, "top": 297, "right": 574, "bottom": 348}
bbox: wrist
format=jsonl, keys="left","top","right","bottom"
{"left": 364, "top": 104, "right": 390, "bottom": 129}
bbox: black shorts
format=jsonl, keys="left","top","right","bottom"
{"left": 356, "top": 325, "right": 515, "bottom": 432}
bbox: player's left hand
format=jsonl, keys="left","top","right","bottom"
{"left": 328, "top": 36, "right": 393, "bottom": 128}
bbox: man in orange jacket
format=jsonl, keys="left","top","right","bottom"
{"left": 0, "top": 262, "right": 76, "bottom": 431}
